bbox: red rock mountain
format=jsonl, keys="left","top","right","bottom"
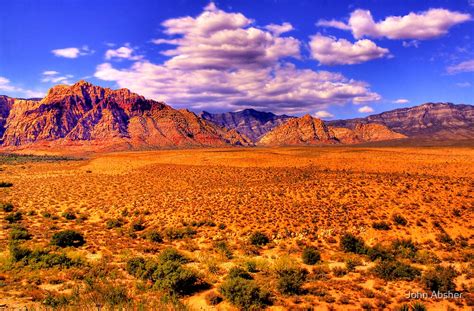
{"left": 258, "top": 114, "right": 339, "bottom": 146}
{"left": 1, "top": 81, "right": 252, "bottom": 150}
{"left": 258, "top": 115, "right": 406, "bottom": 146}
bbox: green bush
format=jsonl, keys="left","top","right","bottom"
{"left": 219, "top": 277, "right": 269, "bottom": 310}
{"left": 5, "top": 211, "right": 22, "bottom": 224}
{"left": 146, "top": 230, "right": 163, "bottom": 243}
{"left": 106, "top": 218, "right": 124, "bottom": 229}
{"left": 276, "top": 267, "right": 308, "bottom": 295}
{"left": 131, "top": 219, "right": 146, "bottom": 232}
{"left": 9, "top": 243, "right": 81, "bottom": 268}
{"left": 411, "top": 302, "right": 427, "bottom": 311}
{"left": 249, "top": 231, "right": 270, "bottom": 246}
{"left": 1, "top": 202, "right": 14, "bottom": 212}
{"left": 51, "top": 230, "right": 85, "bottom": 247}
{"left": 422, "top": 265, "right": 457, "bottom": 292}
{"left": 228, "top": 267, "right": 253, "bottom": 280}
{"left": 372, "top": 221, "right": 391, "bottom": 230}
{"left": 164, "top": 226, "right": 197, "bottom": 240}
{"left": 392, "top": 239, "right": 418, "bottom": 259}
{"left": 302, "top": 246, "right": 321, "bottom": 265}
{"left": 367, "top": 244, "right": 393, "bottom": 262}
{"left": 340, "top": 233, "right": 366, "bottom": 254}
{"left": 214, "top": 241, "right": 233, "bottom": 259}
{"left": 372, "top": 259, "right": 420, "bottom": 281}
{"left": 9, "top": 226, "right": 31, "bottom": 240}
{"left": 61, "top": 211, "right": 76, "bottom": 220}
{"left": 392, "top": 214, "right": 408, "bottom": 226}
{"left": 42, "top": 294, "right": 70, "bottom": 307}
{"left": 100, "top": 284, "right": 130, "bottom": 307}
{"left": 158, "top": 248, "right": 188, "bottom": 264}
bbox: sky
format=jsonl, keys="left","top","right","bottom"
{"left": 1, "top": 0, "right": 473, "bottom": 119}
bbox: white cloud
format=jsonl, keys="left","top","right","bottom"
{"left": 105, "top": 46, "right": 143, "bottom": 61}
{"left": 318, "top": 9, "right": 471, "bottom": 40}
{"left": 447, "top": 59, "right": 474, "bottom": 74}
{"left": 316, "top": 19, "right": 351, "bottom": 30}
{"left": 51, "top": 46, "right": 93, "bottom": 58}
{"left": 94, "top": 4, "right": 380, "bottom": 114}
{"left": 393, "top": 98, "right": 409, "bottom": 104}
{"left": 41, "top": 71, "right": 74, "bottom": 85}
{"left": 358, "top": 105, "right": 374, "bottom": 113}
{"left": 314, "top": 110, "right": 334, "bottom": 118}
{"left": 309, "top": 34, "right": 389, "bottom": 65}
{"left": 264, "top": 22, "right": 294, "bottom": 36}
{"left": 456, "top": 82, "right": 471, "bottom": 87}
{"left": 0, "top": 76, "right": 44, "bottom": 98}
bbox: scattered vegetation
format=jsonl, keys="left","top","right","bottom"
{"left": 50, "top": 230, "right": 85, "bottom": 247}
{"left": 249, "top": 231, "right": 270, "bottom": 246}
{"left": 301, "top": 246, "right": 321, "bottom": 265}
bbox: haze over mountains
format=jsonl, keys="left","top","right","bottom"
{"left": 0, "top": 81, "right": 472, "bottom": 151}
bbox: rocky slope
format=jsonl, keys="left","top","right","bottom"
{"left": 200, "top": 109, "right": 293, "bottom": 142}
{"left": 329, "top": 123, "right": 406, "bottom": 144}
{"left": 328, "top": 103, "right": 474, "bottom": 139}
{"left": 258, "top": 115, "right": 339, "bottom": 146}
{"left": 1, "top": 81, "right": 252, "bottom": 150}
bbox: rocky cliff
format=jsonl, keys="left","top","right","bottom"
{"left": 328, "top": 103, "right": 474, "bottom": 139}
{"left": 329, "top": 123, "right": 406, "bottom": 144}
{"left": 200, "top": 109, "right": 293, "bottom": 142}
{"left": 1, "top": 81, "right": 252, "bottom": 149}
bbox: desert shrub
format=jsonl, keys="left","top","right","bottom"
{"left": 422, "top": 265, "right": 457, "bottom": 292}
{"left": 1, "top": 202, "right": 14, "bottom": 212}
{"left": 411, "top": 302, "right": 427, "bottom": 311}
{"left": 214, "top": 241, "right": 233, "bottom": 259}
{"left": 392, "top": 239, "right": 418, "bottom": 259}
{"left": 302, "top": 246, "right": 321, "bottom": 265}
{"left": 205, "top": 291, "right": 223, "bottom": 305}
{"left": 276, "top": 267, "right": 308, "bottom": 295}
{"left": 152, "top": 261, "right": 198, "bottom": 294}
{"left": 9, "top": 243, "right": 32, "bottom": 262}
{"left": 5, "top": 211, "right": 22, "bottom": 224}
{"left": 372, "top": 259, "right": 420, "bottom": 281}
{"left": 367, "top": 244, "right": 393, "bottom": 261}
{"left": 332, "top": 266, "right": 348, "bottom": 277}
{"left": 42, "top": 294, "right": 70, "bottom": 307}
{"left": 228, "top": 267, "right": 253, "bottom": 280}
{"left": 61, "top": 211, "right": 76, "bottom": 220}
{"left": 100, "top": 284, "right": 130, "bottom": 307}
{"left": 158, "top": 248, "right": 188, "bottom": 264}
{"left": 164, "top": 226, "right": 196, "bottom": 240}
{"left": 9, "top": 226, "right": 31, "bottom": 240}
{"left": 436, "top": 233, "right": 455, "bottom": 246}
{"left": 106, "top": 218, "right": 124, "bottom": 229}
{"left": 395, "top": 304, "right": 410, "bottom": 311}
{"left": 340, "top": 233, "right": 366, "bottom": 254}
{"left": 9, "top": 243, "right": 81, "bottom": 268}
{"left": 245, "top": 260, "right": 258, "bottom": 273}
{"left": 131, "top": 219, "right": 146, "bottom": 232}
{"left": 146, "top": 230, "right": 163, "bottom": 243}
{"left": 345, "top": 257, "right": 362, "bottom": 271}
{"left": 392, "top": 214, "right": 408, "bottom": 226}
{"left": 311, "top": 265, "right": 330, "bottom": 280}
{"left": 218, "top": 223, "right": 226, "bottom": 230}
{"left": 219, "top": 277, "right": 269, "bottom": 310}
{"left": 126, "top": 257, "right": 146, "bottom": 276}
{"left": 0, "top": 182, "right": 13, "bottom": 188}
{"left": 249, "top": 231, "right": 270, "bottom": 246}
{"left": 372, "top": 221, "right": 391, "bottom": 230}
{"left": 51, "top": 230, "right": 85, "bottom": 247}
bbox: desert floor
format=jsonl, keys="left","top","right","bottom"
{"left": 0, "top": 146, "right": 473, "bottom": 310}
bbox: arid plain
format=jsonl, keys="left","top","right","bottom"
{"left": 0, "top": 146, "right": 473, "bottom": 310}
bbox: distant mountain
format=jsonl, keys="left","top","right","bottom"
{"left": 328, "top": 103, "right": 474, "bottom": 139}
{"left": 258, "top": 114, "right": 405, "bottom": 146}
{"left": 200, "top": 109, "right": 293, "bottom": 141}
{"left": 0, "top": 81, "right": 252, "bottom": 150}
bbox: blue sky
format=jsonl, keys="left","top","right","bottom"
{"left": 1, "top": 0, "right": 473, "bottom": 118}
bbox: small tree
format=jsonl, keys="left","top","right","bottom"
{"left": 51, "top": 230, "right": 85, "bottom": 247}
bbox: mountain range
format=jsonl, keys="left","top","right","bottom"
{"left": 0, "top": 81, "right": 472, "bottom": 151}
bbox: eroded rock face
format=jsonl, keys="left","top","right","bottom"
{"left": 328, "top": 103, "right": 474, "bottom": 139}
{"left": 0, "top": 95, "right": 15, "bottom": 139}
{"left": 258, "top": 115, "right": 338, "bottom": 146}
{"left": 200, "top": 109, "right": 293, "bottom": 142}
{"left": 329, "top": 123, "right": 406, "bottom": 144}
{"left": 1, "top": 81, "right": 252, "bottom": 149}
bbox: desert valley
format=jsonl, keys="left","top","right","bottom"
{"left": 0, "top": 81, "right": 472, "bottom": 310}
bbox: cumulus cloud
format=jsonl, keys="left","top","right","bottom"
{"left": 358, "top": 105, "right": 374, "bottom": 113}
{"left": 41, "top": 71, "right": 74, "bottom": 84}
{"left": 265, "top": 22, "right": 294, "bottom": 36}
{"left": 446, "top": 59, "right": 474, "bottom": 74}
{"left": 0, "top": 76, "right": 44, "bottom": 98}
{"left": 314, "top": 110, "right": 334, "bottom": 118}
{"left": 393, "top": 98, "right": 409, "bottom": 104}
{"left": 309, "top": 34, "right": 389, "bottom": 65}
{"left": 316, "top": 19, "right": 351, "bottom": 30}
{"left": 105, "top": 46, "right": 143, "bottom": 61}
{"left": 94, "top": 4, "right": 380, "bottom": 113}
{"left": 51, "top": 46, "right": 93, "bottom": 58}
{"left": 318, "top": 8, "right": 471, "bottom": 40}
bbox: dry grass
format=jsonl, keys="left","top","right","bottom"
{"left": 0, "top": 146, "right": 472, "bottom": 310}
